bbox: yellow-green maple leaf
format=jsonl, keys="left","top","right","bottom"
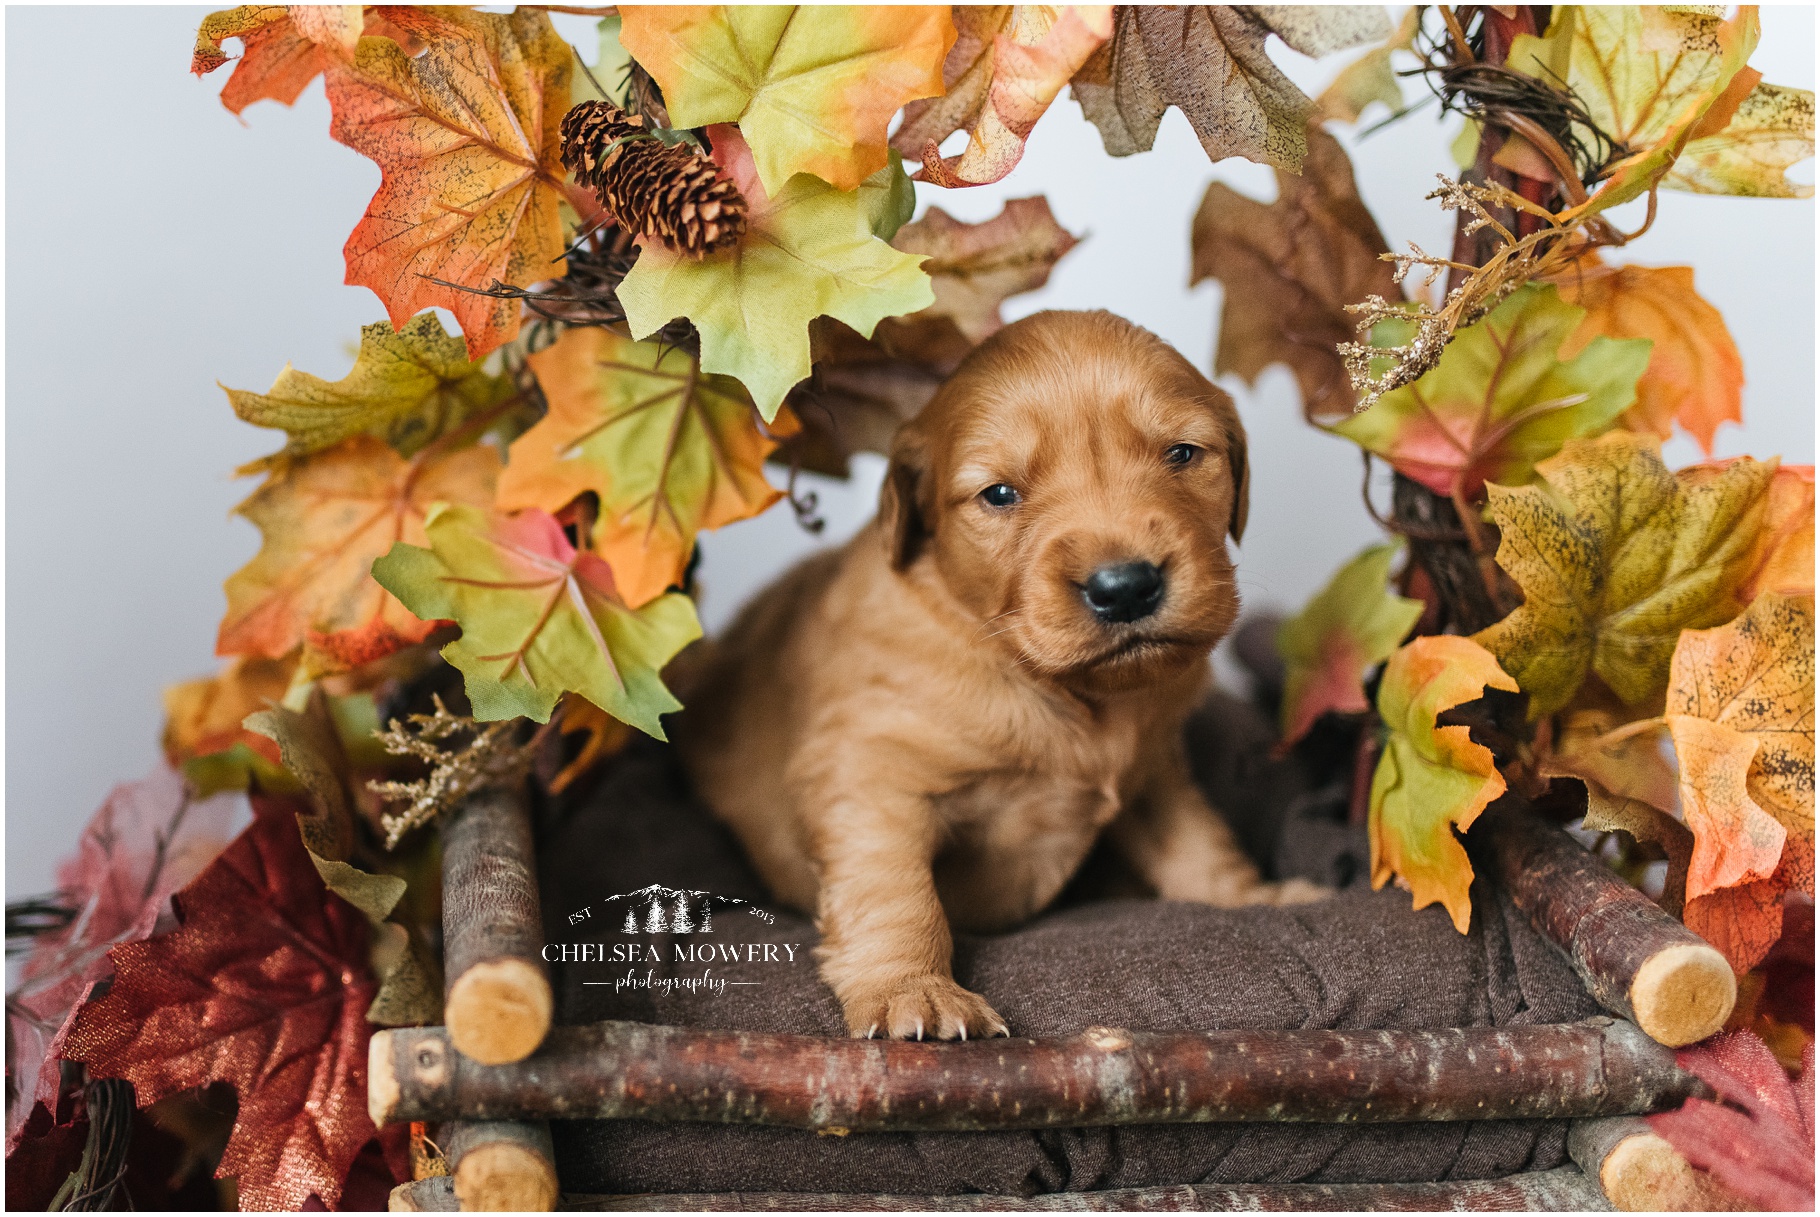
{"left": 1369, "top": 634, "right": 1518, "bottom": 933}
{"left": 1474, "top": 431, "right": 1775, "bottom": 718}
{"left": 1276, "top": 542, "right": 1423, "bottom": 748}
{"left": 1331, "top": 284, "right": 1650, "bottom": 499}
{"left": 497, "top": 327, "right": 791, "bottom": 609}
{"left": 616, "top": 124, "right": 934, "bottom": 421}
{"left": 225, "top": 313, "right": 515, "bottom": 473}
{"left": 370, "top": 503, "right": 700, "bottom": 733}
{"left": 618, "top": 5, "right": 954, "bottom": 195}
{"left": 1507, "top": 6, "right": 1767, "bottom": 216}
{"left": 1668, "top": 80, "right": 1816, "bottom": 198}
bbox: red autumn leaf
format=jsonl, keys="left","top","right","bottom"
{"left": 5, "top": 766, "right": 243, "bottom": 1149}
{"left": 324, "top": 7, "right": 573, "bottom": 359}
{"left": 192, "top": 5, "right": 416, "bottom": 116}
{"left": 64, "top": 808, "right": 379, "bottom": 1211}
{"left": 3, "top": 1102, "right": 89, "bottom": 1211}
{"left": 1649, "top": 1031, "right": 1815, "bottom": 1211}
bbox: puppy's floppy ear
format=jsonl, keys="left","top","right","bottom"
{"left": 1199, "top": 382, "right": 1249, "bottom": 544}
{"left": 879, "top": 426, "right": 931, "bottom": 570}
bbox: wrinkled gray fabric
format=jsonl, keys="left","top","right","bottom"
{"left": 535, "top": 693, "right": 1596, "bottom": 1196}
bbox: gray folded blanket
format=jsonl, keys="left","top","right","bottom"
{"left": 535, "top": 692, "right": 1597, "bottom": 1197}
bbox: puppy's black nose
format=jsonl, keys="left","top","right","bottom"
{"left": 1081, "top": 561, "right": 1164, "bottom": 623}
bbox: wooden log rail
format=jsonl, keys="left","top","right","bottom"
{"left": 436, "top": 785, "right": 558, "bottom": 1209}
{"left": 370, "top": 1015, "right": 1700, "bottom": 1131}
{"left": 443, "top": 786, "right": 552, "bottom": 1065}
{"left": 1569, "top": 1116, "right": 1741, "bottom": 1211}
{"left": 390, "top": 1167, "right": 1609, "bottom": 1211}
{"left": 1478, "top": 808, "right": 1736, "bottom": 1047}
{"left": 441, "top": 1119, "right": 559, "bottom": 1212}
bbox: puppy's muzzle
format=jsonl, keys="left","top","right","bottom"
{"left": 1080, "top": 561, "right": 1165, "bottom": 623}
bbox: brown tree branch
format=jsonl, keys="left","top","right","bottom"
{"left": 369, "top": 1018, "right": 1702, "bottom": 1130}
{"left": 1474, "top": 805, "right": 1736, "bottom": 1047}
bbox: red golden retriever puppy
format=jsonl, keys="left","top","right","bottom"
{"left": 675, "top": 310, "right": 1324, "bottom": 1040}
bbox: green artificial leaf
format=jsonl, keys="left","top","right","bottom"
{"left": 243, "top": 694, "right": 438, "bottom": 1025}
{"left": 1332, "top": 284, "right": 1651, "bottom": 499}
{"left": 1277, "top": 542, "right": 1424, "bottom": 748}
{"left": 573, "top": 15, "right": 634, "bottom": 107}
{"left": 498, "top": 327, "right": 788, "bottom": 609}
{"left": 861, "top": 150, "right": 917, "bottom": 242}
{"left": 616, "top": 5, "right": 954, "bottom": 193}
{"left": 1474, "top": 431, "right": 1775, "bottom": 718}
{"left": 225, "top": 313, "right": 515, "bottom": 473}
{"left": 1314, "top": 5, "right": 1419, "bottom": 124}
{"left": 243, "top": 697, "right": 405, "bottom": 921}
{"left": 617, "top": 125, "right": 933, "bottom": 421}
{"left": 371, "top": 503, "right": 701, "bottom": 733}
{"left": 1369, "top": 634, "right": 1519, "bottom": 933}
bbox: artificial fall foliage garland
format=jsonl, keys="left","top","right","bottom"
{"left": 5, "top": 5, "right": 1814, "bottom": 1211}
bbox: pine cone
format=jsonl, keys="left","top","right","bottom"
{"left": 561, "top": 101, "right": 747, "bottom": 258}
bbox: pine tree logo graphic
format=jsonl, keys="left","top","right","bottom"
{"left": 602, "top": 885, "right": 772, "bottom": 934}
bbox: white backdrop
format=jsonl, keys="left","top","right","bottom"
{"left": 7, "top": 7, "right": 1813, "bottom": 894}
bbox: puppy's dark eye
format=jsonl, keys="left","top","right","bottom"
{"left": 1163, "top": 443, "right": 1200, "bottom": 466}
{"left": 980, "top": 483, "right": 1021, "bottom": 508}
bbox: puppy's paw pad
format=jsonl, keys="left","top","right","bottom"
{"left": 844, "top": 975, "right": 1006, "bottom": 1041}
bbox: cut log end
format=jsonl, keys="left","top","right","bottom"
{"left": 1599, "top": 1128, "right": 1748, "bottom": 1211}
{"left": 454, "top": 1140, "right": 560, "bottom": 1212}
{"left": 389, "top": 1174, "right": 456, "bottom": 1212}
{"left": 1629, "top": 942, "right": 1735, "bottom": 1048}
{"left": 369, "top": 1029, "right": 402, "bottom": 1127}
{"left": 446, "top": 957, "right": 553, "bottom": 1065}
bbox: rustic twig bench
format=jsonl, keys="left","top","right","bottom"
{"left": 377, "top": 787, "right": 1734, "bottom": 1212}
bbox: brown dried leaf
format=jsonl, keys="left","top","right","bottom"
{"left": 1191, "top": 126, "right": 1403, "bottom": 422}
{"left": 1072, "top": 5, "right": 1388, "bottom": 171}
{"left": 893, "top": 196, "right": 1081, "bottom": 343}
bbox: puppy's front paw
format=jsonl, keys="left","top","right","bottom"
{"left": 842, "top": 974, "right": 1009, "bottom": 1041}
{"left": 1270, "top": 877, "right": 1332, "bottom": 905}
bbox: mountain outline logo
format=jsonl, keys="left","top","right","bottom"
{"left": 598, "top": 884, "right": 776, "bottom": 935}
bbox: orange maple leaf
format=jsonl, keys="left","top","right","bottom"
{"left": 499, "top": 327, "right": 794, "bottom": 608}
{"left": 1670, "top": 593, "right": 1816, "bottom": 973}
{"left": 163, "top": 654, "right": 298, "bottom": 767}
{"left": 1553, "top": 260, "right": 1745, "bottom": 456}
{"left": 192, "top": 6, "right": 419, "bottom": 115}
{"left": 217, "top": 437, "right": 499, "bottom": 677}
{"left": 892, "top": 5, "right": 1112, "bottom": 188}
{"left": 323, "top": 7, "right": 572, "bottom": 359}
{"left": 1740, "top": 464, "right": 1816, "bottom": 602}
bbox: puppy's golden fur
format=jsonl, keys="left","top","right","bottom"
{"left": 676, "top": 310, "right": 1322, "bottom": 1040}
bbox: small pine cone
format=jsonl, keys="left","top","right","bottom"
{"left": 560, "top": 100, "right": 748, "bottom": 258}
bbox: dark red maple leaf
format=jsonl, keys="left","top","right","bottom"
{"left": 6, "top": 764, "right": 242, "bottom": 1148}
{"left": 3, "top": 1101, "right": 88, "bottom": 1211}
{"left": 1650, "top": 1032, "right": 1816, "bottom": 1211}
{"left": 63, "top": 807, "right": 380, "bottom": 1211}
